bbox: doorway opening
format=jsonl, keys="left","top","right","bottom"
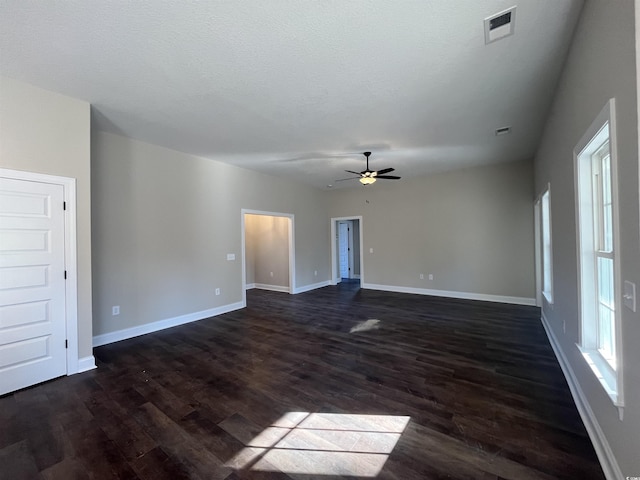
{"left": 330, "top": 216, "right": 363, "bottom": 288}
{"left": 241, "top": 209, "right": 295, "bottom": 307}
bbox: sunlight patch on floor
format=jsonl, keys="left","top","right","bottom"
{"left": 350, "top": 319, "right": 381, "bottom": 333}
{"left": 225, "top": 412, "right": 410, "bottom": 477}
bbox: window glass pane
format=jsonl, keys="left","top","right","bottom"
{"left": 601, "top": 153, "right": 612, "bottom": 251}
{"left": 597, "top": 253, "right": 616, "bottom": 369}
{"left": 602, "top": 154, "right": 611, "bottom": 203}
{"left": 541, "top": 190, "right": 552, "bottom": 300}
{"left": 597, "top": 256, "right": 614, "bottom": 308}
{"left": 598, "top": 303, "right": 616, "bottom": 369}
{"left": 603, "top": 205, "right": 612, "bottom": 251}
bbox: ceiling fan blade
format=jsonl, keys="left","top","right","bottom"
{"left": 376, "top": 175, "right": 401, "bottom": 179}
{"left": 344, "top": 170, "right": 363, "bottom": 176}
{"left": 335, "top": 177, "right": 359, "bottom": 182}
{"left": 376, "top": 167, "right": 395, "bottom": 175}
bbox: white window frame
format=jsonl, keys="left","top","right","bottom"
{"left": 540, "top": 187, "right": 553, "bottom": 305}
{"left": 574, "top": 98, "right": 624, "bottom": 409}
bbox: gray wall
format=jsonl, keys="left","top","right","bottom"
{"left": 327, "top": 160, "right": 535, "bottom": 301}
{"left": 533, "top": 0, "right": 640, "bottom": 476}
{"left": 245, "top": 214, "right": 290, "bottom": 288}
{"left": 91, "top": 131, "right": 329, "bottom": 336}
{"left": 0, "top": 76, "right": 93, "bottom": 359}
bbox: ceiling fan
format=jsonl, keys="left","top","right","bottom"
{"left": 337, "top": 152, "right": 401, "bottom": 185}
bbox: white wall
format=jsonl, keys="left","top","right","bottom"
{"left": 326, "top": 160, "right": 535, "bottom": 303}
{"left": 0, "top": 76, "right": 93, "bottom": 358}
{"left": 533, "top": 0, "right": 640, "bottom": 477}
{"left": 91, "top": 131, "right": 329, "bottom": 337}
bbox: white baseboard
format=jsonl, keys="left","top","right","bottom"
{"left": 245, "top": 283, "right": 256, "bottom": 290}
{"left": 293, "top": 280, "right": 331, "bottom": 294}
{"left": 92, "top": 301, "right": 245, "bottom": 347}
{"left": 362, "top": 283, "right": 536, "bottom": 306}
{"left": 77, "top": 355, "right": 97, "bottom": 373}
{"left": 540, "top": 313, "right": 622, "bottom": 480}
{"left": 254, "top": 283, "right": 290, "bottom": 293}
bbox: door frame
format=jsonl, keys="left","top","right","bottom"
{"left": 0, "top": 168, "right": 80, "bottom": 374}
{"left": 241, "top": 209, "right": 295, "bottom": 307}
{"left": 331, "top": 216, "right": 363, "bottom": 287}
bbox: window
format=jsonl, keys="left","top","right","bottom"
{"left": 540, "top": 188, "right": 553, "bottom": 303}
{"left": 593, "top": 141, "right": 615, "bottom": 366}
{"left": 574, "top": 98, "right": 623, "bottom": 406}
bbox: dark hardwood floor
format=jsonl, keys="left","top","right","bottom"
{"left": 0, "top": 284, "right": 605, "bottom": 479}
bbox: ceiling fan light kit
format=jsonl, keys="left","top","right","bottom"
{"left": 359, "top": 176, "right": 376, "bottom": 185}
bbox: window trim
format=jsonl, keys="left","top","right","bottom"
{"left": 573, "top": 98, "right": 624, "bottom": 409}
{"left": 539, "top": 186, "right": 553, "bottom": 305}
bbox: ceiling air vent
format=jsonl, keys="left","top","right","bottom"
{"left": 484, "top": 6, "right": 516, "bottom": 44}
{"left": 495, "top": 126, "right": 511, "bottom": 136}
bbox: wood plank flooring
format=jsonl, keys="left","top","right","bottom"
{"left": 0, "top": 284, "right": 606, "bottom": 479}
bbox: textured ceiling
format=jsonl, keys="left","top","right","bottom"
{"left": 0, "top": 1, "right": 583, "bottom": 189}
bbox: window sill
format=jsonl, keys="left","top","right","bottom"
{"left": 577, "top": 345, "right": 622, "bottom": 407}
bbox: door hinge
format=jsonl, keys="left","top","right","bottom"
{"left": 65, "top": 340, "right": 68, "bottom": 349}
{"left": 63, "top": 201, "right": 66, "bottom": 210}
{"left": 64, "top": 270, "right": 67, "bottom": 279}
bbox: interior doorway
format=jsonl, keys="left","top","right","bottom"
{"left": 331, "top": 216, "right": 363, "bottom": 287}
{"left": 241, "top": 209, "right": 295, "bottom": 307}
{"left": 338, "top": 221, "right": 355, "bottom": 279}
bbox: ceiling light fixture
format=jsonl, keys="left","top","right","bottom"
{"left": 359, "top": 176, "right": 377, "bottom": 185}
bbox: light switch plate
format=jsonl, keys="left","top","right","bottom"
{"left": 227, "top": 253, "right": 235, "bottom": 261}
{"left": 623, "top": 281, "right": 636, "bottom": 312}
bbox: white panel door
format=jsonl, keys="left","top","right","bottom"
{"left": 339, "top": 222, "right": 349, "bottom": 278}
{"left": 0, "top": 178, "right": 67, "bottom": 395}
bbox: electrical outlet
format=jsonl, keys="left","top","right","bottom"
{"left": 215, "top": 288, "right": 220, "bottom": 295}
{"left": 314, "top": 270, "right": 318, "bottom": 276}
{"left": 227, "top": 253, "right": 235, "bottom": 261}
{"left": 419, "top": 274, "right": 424, "bottom": 280}
{"left": 428, "top": 274, "right": 434, "bottom": 280}
{"left": 270, "top": 272, "right": 274, "bottom": 277}
{"left": 369, "top": 248, "right": 373, "bottom": 253}
{"left": 112, "top": 306, "right": 120, "bottom": 316}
